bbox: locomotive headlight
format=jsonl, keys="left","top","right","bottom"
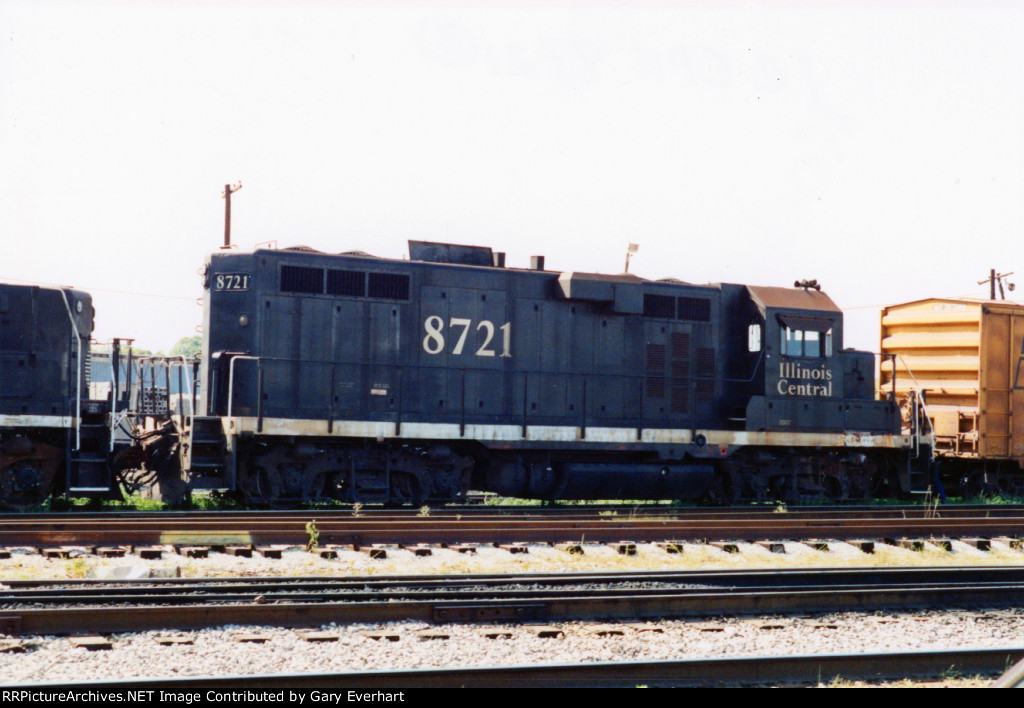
{"left": 238, "top": 314, "right": 250, "bottom": 327}
{"left": 75, "top": 301, "right": 83, "bottom": 313}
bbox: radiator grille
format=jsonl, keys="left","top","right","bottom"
{"left": 368, "top": 272, "right": 410, "bottom": 300}
{"left": 280, "top": 265, "right": 324, "bottom": 294}
{"left": 327, "top": 269, "right": 366, "bottom": 297}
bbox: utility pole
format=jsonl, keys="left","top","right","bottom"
{"left": 221, "top": 182, "right": 242, "bottom": 249}
{"left": 978, "top": 269, "right": 1016, "bottom": 300}
{"left": 624, "top": 243, "right": 639, "bottom": 273}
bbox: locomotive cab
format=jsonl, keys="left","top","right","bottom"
{"left": 743, "top": 285, "right": 897, "bottom": 435}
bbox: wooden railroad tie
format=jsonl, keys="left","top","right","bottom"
{"left": 0, "top": 640, "right": 25, "bottom": 654}
{"left": 132, "top": 546, "right": 164, "bottom": 560}
{"left": 69, "top": 636, "right": 112, "bottom": 651}
{"left": 892, "top": 538, "right": 925, "bottom": 552}
{"left": 399, "top": 544, "right": 433, "bottom": 557}
{"left": 416, "top": 630, "right": 450, "bottom": 640}
{"left": 255, "top": 546, "right": 284, "bottom": 559}
{"left": 524, "top": 625, "right": 564, "bottom": 638}
{"left": 44, "top": 546, "right": 94, "bottom": 559}
{"left": 155, "top": 637, "right": 195, "bottom": 646}
{"left": 496, "top": 544, "right": 529, "bottom": 555}
{"left": 358, "top": 546, "right": 388, "bottom": 559}
{"left": 992, "top": 536, "right": 1024, "bottom": 550}
{"left": 175, "top": 546, "right": 209, "bottom": 559}
{"left": 961, "top": 538, "right": 991, "bottom": 551}
{"left": 708, "top": 542, "right": 739, "bottom": 554}
{"left": 223, "top": 545, "right": 253, "bottom": 558}
{"left": 846, "top": 539, "right": 875, "bottom": 553}
{"left": 96, "top": 546, "right": 128, "bottom": 558}
{"left": 478, "top": 629, "right": 512, "bottom": 639}
{"left": 555, "top": 543, "right": 585, "bottom": 555}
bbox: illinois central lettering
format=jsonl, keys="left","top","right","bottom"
{"left": 777, "top": 362, "right": 833, "bottom": 397}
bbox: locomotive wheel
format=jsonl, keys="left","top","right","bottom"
{"left": 0, "top": 439, "right": 60, "bottom": 510}
{"left": 389, "top": 471, "right": 424, "bottom": 506}
{"left": 239, "top": 462, "right": 326, "bottom": 508}
{"left": 705, "top": 467, "right": 740, "bottom": 504}
{"left": 0, "top": 461, "right": 58, "bottom": 510}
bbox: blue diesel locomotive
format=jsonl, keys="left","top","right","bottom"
{"left": 1, "top": 242, "right": 914, "bottom": 507}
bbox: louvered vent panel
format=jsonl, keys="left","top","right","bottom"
{"left": 646, "top": 377, "right": 666, "bottom": 398}
{"left": 645, "top": 343, "right": 667, "bottom": 399}
{"left": 670, "top": 383, "right": 689, "bottom": 413}
{"left": 695, "top": 348, "right": 716, "bottom": 376}
{"left": 670, "top": 332, "right": 690, "bottom": 358}
{"left": 695, "top": 379, "right": 715, "bottom": 401}
{"left": 646, "top": 343, "right": 666, "bottom": 371}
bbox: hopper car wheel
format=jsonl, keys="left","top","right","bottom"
{"left": 959, "top": 470, "right": 1000, "bottom": 499}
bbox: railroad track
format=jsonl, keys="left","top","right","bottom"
{"left": 8, "top": 648, "right": 1023, "bottom": 688}
{"left": 4, "top": 566, "right": 1024, "bottom": 635}
{"left": 3, "top": 505, "right": 1024, "bottom": 548}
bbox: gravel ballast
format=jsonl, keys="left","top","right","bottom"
{"left": 2, "top": 540, "right": 1023, "bottom": 685}
{"left": 2, "top": 610, "right": 1022, "bottom": 684}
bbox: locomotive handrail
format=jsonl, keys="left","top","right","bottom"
{"left": 221, "top": 353, "right": 742, "bottom": 435}
{"left": 106, "top": 339, "right": 133, "bottom": 451}
{"left": 219, "top": 348, "right": 897, "bottom": 443}
{"left": 893, "top": 353, "right": 935, "bottom": 460}
{"left": 226, "top": 355, "right": 261, "bottom": 419}
{"left": 164, "top": 355, "right": 194, "bottom": 430}
{"left": 57, "top": 289, "right": 83, "bottom": 451}
{"left": 130, "top": 355, "right": 196, "bottom": 427}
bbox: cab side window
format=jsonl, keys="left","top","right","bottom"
{"left": 748, "top": 323, "right": 762, "bottom": 352}
{"left": 781, "top": 326, "right": 832, "bottom": 357}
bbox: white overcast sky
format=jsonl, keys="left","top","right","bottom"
{"left": 2, "top": 1, "right": 1023, "bottom": 352}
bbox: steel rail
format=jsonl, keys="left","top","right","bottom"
{"left": 4, "top": 511, "right": 1024, "bottom": 546}
{"left": 8, "top": 647, "right": 1024, "bottom": 688}
{"left": 993, "top": 657, "right": 1024, "bottom": 687}
{"left": 11, "top": 503, "right": 1024, "bottom": 520}
{"left": 4, "top": 567, "right": 1024, "bottom": 635}
{"left": 9, "top": 564, "right": 1024, "bottom": 592}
